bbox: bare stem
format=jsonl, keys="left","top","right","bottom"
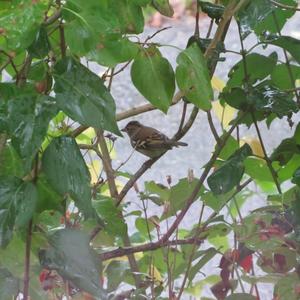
{"left": 251, "top": 113, "right": 282, "bottom": 194}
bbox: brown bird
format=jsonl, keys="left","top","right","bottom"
{"left": 121, "top": 121, "right": 188, "bottom": 158}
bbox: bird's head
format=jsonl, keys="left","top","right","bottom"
{"left": 121, "top": 121, "right": 142, "bottom": 136}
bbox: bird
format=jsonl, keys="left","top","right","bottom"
{"left": 121, "top": 121, "right": 188, "bottom": 158}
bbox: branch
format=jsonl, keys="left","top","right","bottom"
{"left": 70, "top": 91, "right": 184, "bottom": 138}
{"left": 96, "top": 109, "right": 142, "bottom": 288}
{"left": 207, "top": 111, "right": 220, "bottom": 145}
{"left": 270, "top": 0, "right": 300, "bottom": 11}
{"left": 97, "top": 130, "right": 119, "bottom": 199}
{"left": 99, "top": 237, "right": 205, "bottom": 261}
{"left": 251, "top": 113, "right": 282, "bottom": 194}
{"left": 159, "top": 115, "right": 243, "bottom": 244}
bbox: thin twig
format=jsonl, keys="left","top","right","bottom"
{"left": 0, "top": 50, "right": 18, "bottom": 75}
{"left": 70, "top": 91, "right": 184, "bottom": 138}
{"left": 270, "top": 0, "right": 300, "bottom": 11}
{"left": 251, "top": 113, "right": 282, "bottom": 194}
{"left": 177, "top": 203, "right": 205, "bottom": 299}
{"left": 159, "top": 114, "right": 244, "bottom": 245}
{"left": 99, "top": 237, "right": 204, "bottom": 261}
{"left": 207, "top": 111, "right": 220, "bottom": 144}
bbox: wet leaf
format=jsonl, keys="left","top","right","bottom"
{"left": 39, "top": 229, "right": 107, "bottom": 299}
{"left": 92, "top": 196, "right": 127, "bottom": 237}
{"left": 176, "top": 43, "right": 213, "bottom": 111}
{"left": 0, "top": 267, "right": 20, "bottom": 300}
{"left": 0, "top": 1, "right": 47, "bottom": 51}
{"left": 54, "top": 57, "right": 120, "bottom": 135}
{"left": 199, "top": 1, "right": 225, "bottom": 21}
{"left": 87, "top": 34, "right": 139, "bottom": 67}
{"left": 208, "top": 144, "right": 252, "bottom": 194}
{"left": 42, "top": 136, "right": 94, "bottom": 217}
{"left": 263, "top": 35, "right": 300, "bottom": 64}
{"left": 0, "top": 177, "right": 37, "bottom": 247}
{"left": 152, "top": 0, "right": 174, "bottom": 17}
{"left": 131, "top": 46, "right": 175, "bottom": 112}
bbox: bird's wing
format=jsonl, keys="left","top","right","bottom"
{"left": 134, "top": 126, "right": 170, "bottom": 149}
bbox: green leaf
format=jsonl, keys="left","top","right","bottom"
{"left": 225, "top": 294, "right": 256, "bottom": 300}
{"left": 176, "top": 43, "right": 213, "bottom": 111}
{"left": 274, "top": 272, "right": 300, "bottom": 300}
{"left": 92, "top": 196, "right": 127, "bottom": 237}
{"left": 53, "top": 57, "right": 120, "bottom": 135}
{"left": 218, "top": 134, "right": 239, "bottom": 160}
{"left": 145, "top": 178, "right": 203, "bottom": 219}
{"left": 237, "top": 0, "right": 296, "bottom": 37}
{"left": 270, "top": 138, "right": 300, "bottom": 165}
{"left": 7, "top": 91, "right": 58, "bottom": 172}
{"left": 0, "top": 144, "right": 24, "bottom": 177}
{"left": 0, "top": 1, "right": 47, "bottom": 51}
{"left": 152, "top": 0, "right": 174, "bottom": 17}
{"left": 42, "top": 136, "right": 94, "bottom": 217}
{"left": 254, "top": 85, "right": 298, "bottom": 117}
{"left": 271, "top": 64, "right": 300, "bottom": 90}
{"left": 14, "top": 182, "right": 37, "bottom": 228}
{"left": 36, "top": 175, "right": 63, "bottom": 213}
{"left": 264, "top": 35, "right": 300, "bottom": 64}
{"left": 131, "top": 46, "right": 175, "bottom": 112}
{"left": 226, "top": 53, "right": 277, "bottom": 88}
{"left": 0, "top": 177, "right": 37, "bottom": 247}
{"left": 207, "top": 144, "right": 252, "bottom": 194}
{"left": 188, "top": 248, "right": 218, "bottom": 283}
{"left": 106, "top": 261, "right": 129, "bottom": 292}
{"left": 87, "top": 34, "right": 139, "bottom": 67}
{"left": 63, "top": 0, "right": 144, "bottom": 54}
{"left": 111, "top": 0, "right": 144, "bottom": 33}
{"left": 135, "top": 217, "right": 155, "bottom": 238}
{"left": 292, "top": 167, "right": 300, "bottom": 186}
{"left": 27, "top": 26, "right": 51, "bottom": 59}
{"left": 254, "top": 0, "right": 296, "bottom": 36}
{"left": 0, "top": 268, "right": 20, "bottom": 300}
{"left": 199, "top": 1, "right": 225, "bottom": 20}
{"left": 39, "top": 229, "right": 107, "bottom": 299}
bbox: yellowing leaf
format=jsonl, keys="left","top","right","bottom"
{"left": 240, "top": 136, "right": 264, "bottom": 157}
{"left": 76, "top": 127, "right": 96, "bottom": 144}
{"left": 87, "top": 160, "right": 102, "bottom": 184}
{"left": 211, "top": 75, "right": 225, "bottom": 92}
{"left": 212, "top": 101, "right": 236, "bottom": 129}
{"left": 149, "top": 265, "right": 162, "bottom": 282}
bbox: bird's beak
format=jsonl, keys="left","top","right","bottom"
{"left": 121, "top": 127, "right": 127, "bottom": 132}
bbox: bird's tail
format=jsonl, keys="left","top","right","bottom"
{"left": 173, "top": 141, "right": 188, "bottom": 147}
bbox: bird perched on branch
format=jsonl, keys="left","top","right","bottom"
{"left": 121, "top": 121, "right": 188, "bottom": 158}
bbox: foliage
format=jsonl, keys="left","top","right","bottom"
{"left": 1, "top": 0, "right": 300, "bottom": 299}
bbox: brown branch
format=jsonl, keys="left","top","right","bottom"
{"left": 23, "top": 220, "right": 33, "bottom": 300}
{"left": 17, "top": 55, "right": 32, "bottom": 87}
{"left": 97, "top": 130, "right": 118, "bottom": 198}
{"left": 96, "top": 130, "right": 142, "bottom": 287}
{"left": 99, "top": 237, "right": 205, "bottom": 261}
{"left": 70, "top": 91, "right": 184, "bottom": 138}
{"left": 159, "top": 114, "right": 243, "bottom": 245}
{"left": 207, "top": 111, "right": 220, "bottom": 144}
{"left": 0, "top": 50, "right": 18, "bottom": 75}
